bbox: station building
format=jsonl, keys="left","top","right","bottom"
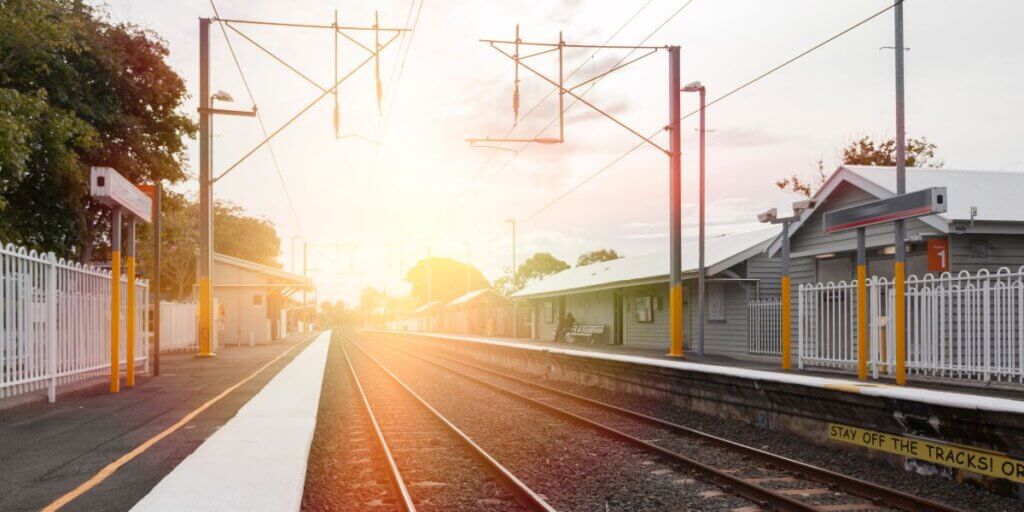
{"left": 512, "top": 227, "right": 780, "bottom": 358}
{"left": 213, "top": 253, "right": 314, "bottom": 346}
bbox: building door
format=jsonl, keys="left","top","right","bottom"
{"left": 613, "top": 292, "right": 624, "bottom": 344}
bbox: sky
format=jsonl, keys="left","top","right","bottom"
{"left": 99, "top": 0, "right": 1024, "bottom": 305}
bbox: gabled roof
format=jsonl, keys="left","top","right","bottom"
{"left": 512, "top": 226, "right": 780, "bottom": 300}
{"left": 414, "top": 301, "right": 451, "bottom": 315}
{"left": 213, "top": 253, "right": 311, "bottom": 287}
{"left": 448, "top": 288, "right": 508, "bottom": 307}
{"left": 769, "top": 165, "right": 1024, "bottom": 255}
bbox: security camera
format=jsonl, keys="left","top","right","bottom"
{"left": 791, "top": 200, "right": 816, "bottom": 214}
{"left": 757, "top": 208, "right": 778, "bottom": 223}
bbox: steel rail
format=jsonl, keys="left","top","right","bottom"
{"left": 393, "top": 344, "right": 966, "bottom": 512}
{"left": 345, "top": 339, "right": 556, "bottom": 512}
{"left": 361, "top": 340, "right": 817, "bottom": 512}
{"left": 339, "top": 343, "right": 417, "bottom": 512}
{"left": 380, "top": 337, "right": 966, "bottom": 512}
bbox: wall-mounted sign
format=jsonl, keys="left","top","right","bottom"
{"left": 90, "top": 167, "right": 152, "bottom": 223}
{"left": 927, "top": 238, "right": 950, "bottom": 272}
{"left": 823, "top": 187, "right": 947, "bottom": 234}
{"left": 829, "top": 423, "right": 1024, "bottom": 484}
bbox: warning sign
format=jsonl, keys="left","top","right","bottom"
{"left": 828, "top": 423, "right": 1024, "bottom": 483}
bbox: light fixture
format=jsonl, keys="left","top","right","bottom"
{"left": 682, "top": 81, "right": 703, "bottom": 92}
{"left": 211, "top": 90, "right": 234, "bottom": 102}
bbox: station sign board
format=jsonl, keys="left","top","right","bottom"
{"left": 823, "top": 187, "right": 946, "bottom": 234}
{"left": 927, "top": 238, "right": 950, "bottom": 272}
{"left": 90, "top": 167, "right": 152, "bottom": 223}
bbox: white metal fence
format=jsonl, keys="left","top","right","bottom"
{"left": 748, "top": 297, "right": 782, "bottom": 356}
{"left": 160, "top": 301, "right": 197, "bottom": 352}
{"left": 798, "top": 268, "right": 1024, "bottom": 385}
{"left": 0, "top": 244, "right": 149, "bottom": 402}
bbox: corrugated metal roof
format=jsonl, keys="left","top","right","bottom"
{"left": 414, "top": 301, "right": 451, "bottom": 314}
{"left": 448, "top": 288, "right": 508, "bottom": 306}
{"left": 512, "top": 226, "right": 780, "bottom": 299}
{"left": 842, "top": 165, "right": 1024, "bottom": 223}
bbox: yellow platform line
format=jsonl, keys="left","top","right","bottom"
{"left": 43, "top": 339, "right": 308, "bottom": 511}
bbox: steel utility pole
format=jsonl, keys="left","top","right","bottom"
{"left": 667, "top": 46, "right": 684, "bottom": 357}
{"left": 682, "top": 81, "right": 705, "bottom": 355}
{"left": 197, "top": 13, "right": 407, "bottom": 354}
{"left": 152, "top": 183, "right": 161, "bottom": 375}
{"left": 893, "top": 1, "right": 908, "bottom": 385}
{"left": 303, "top": 241, "right": 309, "bottom": 332}
{"left": 468, "top": 29, "right": 676, "bottom": 350}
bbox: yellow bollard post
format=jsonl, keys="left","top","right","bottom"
{"left": 894, "top": 261, "right": 907, "bottom": 384}
{"left": 126, "top": 217, "right": 136, "bottom": 387}
{"left": 110, "top": 208, "right": 121, "bottom": 393}
{"left": 781, "top": 276, "right": 791, "bottom": 370}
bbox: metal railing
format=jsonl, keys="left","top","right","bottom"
{"left": 160, "top": 301, "right": 198, "bottom": 352}
{"left": 798, "top": 268, "right": 1024, "bottom": 385}
{"left": 748, "top": 297, "right": 782, "bottom": 356}
{"left": 0, "top": 243, "right": 149, "bottom": 402}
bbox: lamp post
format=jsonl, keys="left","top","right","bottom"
{"left": 758, "top": 199, "right": 814, "bottom": 370}
{"left": 682, "top": 81, "right": 706, "bottom": 356}
{"left": 506, "top": 218, "right": 517, "bottom": 338}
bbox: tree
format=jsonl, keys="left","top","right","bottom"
{"left": 318, "top": 299, "right": 355, "bottom": 328}
{"left": 577, "top": 249, "right": 621, "bottom": 267}
{"left": 136, "top": 193, "right": 282, "bottom": 300}
{"left": 0, "top": 1, "right": 195, "bottom": 260}
{"left": 405, "top": 257, "right": 490, "bottom": 304}
{"left": 494, "top": 252, "right": 570, "bottom": 295}
{"left": 359, "top": 288, "right": 384, "bottom": 314}
{"left": 777, "top": 136, "right": 941, "bottom": 198}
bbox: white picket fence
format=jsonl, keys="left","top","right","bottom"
{"left": 748, "top": 297, "right": 782, "bottom": 356}
{"left": 798, "top": 268, "right": 1024, "bottom": 385}
{"left": 0, "top": 243, "right": 150, "bottom": 402}
{"left": 160, "top": 301, "right": 197, "bottom": 352}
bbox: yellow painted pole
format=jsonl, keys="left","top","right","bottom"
{"left": 781, "top": 275, "right": 791, "bottom": 370}
{"left": 894, "top": 261, "right": 907, "bottom": 384}
{"left": 856, "top": 227, "right": 868, "bottom": 381}
{"left": 110, "top": 208, "right": 121, "bottom": 393}
{"left": 126, "top": 217, "right": 136, "bottom": 387}
{"left": 857, "top": 265, "right": 868, "bottom": 380}
{"left": 668, "top": 285, "right": 684, "bottom": 357}
{"left": 198, "top": 277, "right": 213, "bottom": 356}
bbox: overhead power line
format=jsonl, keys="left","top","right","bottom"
{"left": 514, "top": 0, "right": 904, "bottom": 227}
{"left": 209, "top": 0, "right": 305, "bottom": 239}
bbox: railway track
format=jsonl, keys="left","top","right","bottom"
{"left": 365, "top": 336, "right": 966, "bottom": 512}
{"left": 341, "top": 339, "right": 554, "bottom": 512}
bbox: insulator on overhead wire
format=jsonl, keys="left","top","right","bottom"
{"left": 513, "top": 85, "right": 520, "bottom": 125}
{"left": 333, "top": 104, "right": 340, "bottom": 137}
{"left": 376, "top": 78, "right": 383, "bottom": 116}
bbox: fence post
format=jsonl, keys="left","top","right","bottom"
{"left": 797, "top": 286, "right": 804, "bottom": 370}
{"left": 46, "top": 252, "right": 58, "bottom": 403}
{"left": 983, "top": 279, "right": 991, "bottom": 382}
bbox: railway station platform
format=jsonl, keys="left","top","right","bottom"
{"left": 371, "top": 330, "right": 1024, "bottom": 497}
{"left": 0, "top": 330, "right": 327, "bottom": 512}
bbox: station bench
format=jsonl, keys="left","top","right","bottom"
{"left": 564, "top": 324, "right": 606, "bottom": 344}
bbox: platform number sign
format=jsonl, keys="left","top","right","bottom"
{"left": 927, "top": 238, "right": 949, "bottom": 272}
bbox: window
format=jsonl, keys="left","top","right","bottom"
{"left": 816, "top": 256, "right": 852, "bottom": 283}
{"left": 253, "top": 294, "right": 263, "bottom": 306}
{"left": 543, "top": 301, "right": 554, "bottom": 323}
{"left": 634, "top": 296, "right": 653, "bottom": 323}
{"left": 707, "top": 282, "right": 725, "bottom": 321}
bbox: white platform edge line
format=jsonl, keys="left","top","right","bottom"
{"left": 130, "top": 330, "right": 332, "bottom": 512}
{"left": 372, "top": 330, "right": 1024, "bottom": 415}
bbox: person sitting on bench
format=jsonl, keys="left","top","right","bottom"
{"left": 555, "top": 312, "right": 576, "bottom": 342}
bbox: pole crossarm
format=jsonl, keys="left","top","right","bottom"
{"left": 482, "top": 39, "right": 663, "bottom": 50}
{"left": 213, "top": 17, "right": 410, "bottom": 32}
{"left": 213, "top": 31, "right": 401, "bottom": 183}
{"left": 338, "top": 30, "right": 374, "bottom": 54}
{"left": 488, "top": 43, "right": 668, "bottom": 155}
{"left": 225, "top": 22, "right": 330, "bottom": 92}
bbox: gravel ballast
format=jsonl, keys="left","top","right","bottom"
{"left": 381, "top": 334, "right": 1024, "bottom": 512}
{"left": 357, "top": 338, "right": 764, "bottom": 512}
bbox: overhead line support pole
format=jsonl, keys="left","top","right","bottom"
{"left": 198, "top": 17, "right": 215, "bottom": 358}
{"left": 667, "top": 45, "right": 683, "bottom": 358}
{"left": 110, "top": 207, "right": 122, "bottom": 391}
{"left": 893, "top": 0, "right": 908, "bottom": 385}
